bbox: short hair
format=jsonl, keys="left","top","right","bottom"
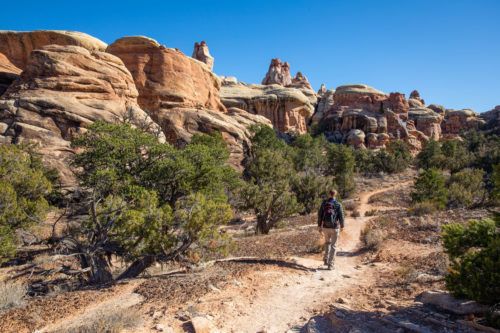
{"left": 329, "top": 189, "right": 337, "bottom": 197}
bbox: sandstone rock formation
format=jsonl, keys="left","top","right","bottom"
{"left": 0, "top": 45, "right": 161, "bottom": 187}
{"left": 107, "top": 36, "right": 225, "bottom": 114}
{"left": 316, "top": 84, "right": 427, "bottom": 151}
{"left": 192, "top": 41, "right": 214, "bottom": 71}
{"left": 161, "top": 107, "right": 271, "bottom": 167}
{"left": 408, "top": 107, "right": 443, "bottom": 140}
{"left": 261, "top": 58, "right": 292, "bottom": 86}
{"left": 442, "top": 109, "right": 485, "bottom": 135}
{"left": 0, "top": 30, "right": 107, "bottom": 69}
{"left": 220, "top": 81, "right": 314, "bottom": 134}
{"left": 0, "top": 53, "right": 21, "bottom": 96}
{"left": 108, "top": 36, "right": 271, "bottom": 166}
{"left": 481, "top": 105, "right": 500, "bottom": 132}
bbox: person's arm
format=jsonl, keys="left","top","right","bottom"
{"left": 337, "top": 202, "right": 345, "bottom": 229}
{"left": 317, "top": 201, "right": 324, "bottom": 227}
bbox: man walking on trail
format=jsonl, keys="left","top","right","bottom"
{"left": 318, "top": 190, "right": 345, "bottom": 270}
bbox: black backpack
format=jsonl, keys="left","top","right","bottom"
{"left": 321, "top": 199, "right": 338, "bottom": 228}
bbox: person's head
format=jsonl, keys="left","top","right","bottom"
{"left": 329, "top": 189, "right": 337, "bottom": 199}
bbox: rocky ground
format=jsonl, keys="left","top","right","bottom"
{"left": 0, "top": 171, "right": 496, "bottom": 333}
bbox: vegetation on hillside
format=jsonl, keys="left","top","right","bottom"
{"left": 0, "top": 145, "right": 55, "bottom": 263}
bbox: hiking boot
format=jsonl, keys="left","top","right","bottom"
{"left": 327, "top": 264, "right": 334, "bottom": 270}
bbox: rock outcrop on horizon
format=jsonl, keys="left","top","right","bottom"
{"left": 0, "top": 29, "right": 494, "bottom": 183}
{"left": 107, "top": 36, "right": 271, "bottom": 166}
{"left": 220, "top": 80, "right": 314, "bottom": 134}
{"left": 442, "top": 109, "right": 485, "bottom": 136}
{"left": 0, "top": 45, "right": 161, "bottom": 187}
{"left": 192, "top": 41, "right": 214, "bottom": 71}
{"left": 481, "top": 105, "right": 500, "bottom": 132}
{"left": 262, "top": 58, "right": 292, "bottom": 86}
{"left": 0, "top": 30, "right": 107, "bottom": 69}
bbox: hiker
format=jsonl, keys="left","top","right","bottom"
{"left": 317, "top": 189, "right": 345, "bottom": 270}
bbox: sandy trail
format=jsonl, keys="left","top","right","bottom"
{"left": 34, "top": 181, "right": 410, "bottom": 333}
{"left": 192, "top": 181, "right": 411, "bottom": 333}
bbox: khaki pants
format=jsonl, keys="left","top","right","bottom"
{"left": 321, "top": 227, "right": 339, "bottom": 266}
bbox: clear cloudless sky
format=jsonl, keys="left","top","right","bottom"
{"left": 2, "top": 0, "right": 499, "bottom": 111}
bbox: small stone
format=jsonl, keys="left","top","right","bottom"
{"left": 336, "top": 297, "right": 346, "bottom": 304}
{"left": 154, "top": 324, "right": 165, "bottom": 332}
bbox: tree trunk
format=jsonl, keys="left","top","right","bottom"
{"left": 117, "top": 255, "right": 156, "bottom": 280}
{"left": 255, "top": 216, "right": 271, "bottom": 235}
{"left": 87, "top": 254, "right": 113, "bottom": 284}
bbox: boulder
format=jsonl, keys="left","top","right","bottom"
{"left": 367, "top": 132, "right": 390, "bottom": 149}
{"left": 416, "top": 290, "right": 489, "bottom": 315}
{"left": 0, "top": 53, "right": 21, "bottom": 96}
{"left": 107, "top": 36, "right": 225, "bottom": 113}
{"left": 220, "top": 82, "right": 314, "bottom": 134}
{"left": 0, "top": 45, "right": 162, "bottom": 187}
{"left": 442, "top": 109, "right": 485, "bottom": 135}
{"left": 0, "top": 30, "right": 107, "bottom": 69}
{"left": 192, "top": 41, "right": 214, "bottom": 71}
{"left": 190, "top": 316, "right": 217, "bottom": 333}
{"left": 261, "top": 58, "right": 292, "bottom": 86}
{"left": 346, "top": 129, "right": 366, "bottom": 149}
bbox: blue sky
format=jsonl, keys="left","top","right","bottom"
{"left": 2, "top": 0, "right": 499, "bottom": 112}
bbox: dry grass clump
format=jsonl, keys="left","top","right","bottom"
{"left": 0, "top": 281, "right": 26, "bottom": 312}
{"left": 57, "top": 307, "right": 142, "bottom": 333}
{"left": 360, "top": 225, "right": 386, "bottom": 251}
{"left": 364, "top": 209, "right": 378, "bottom": 217}
{"left": 351, "top": 209, "right": 361, "bottom": 218}
{"left": 408, "top": 201, "right": 437, "bottom": 216}
{"left": 343, "top": 200, "right": 358, "bottom": 211}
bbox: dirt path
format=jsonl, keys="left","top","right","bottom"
{"left": 31, "top": 180, "right": 411, "bottom": 333}
{"left": 182, "top": 181, "right": 412, "bottom": 333}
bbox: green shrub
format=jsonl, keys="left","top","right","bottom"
{"left": 417, "top": 140, "right": 444, "bottom": 170}
{"left": 447, "top": 168, "right": 486, "bottom": 208}
{"left": 0, "top": 144, "right": 54, "bottom": 263}
{"left": 327, "top": 144, "right": 356, "bottom": 198}
{"left": 442, "top": 218, "right": 500, "bottom": 305}
{"left": 63, "top": 122, "right": 235, "bottom": 283}
{"left": 292, "top": 173, "right": 334, "bottom": 214}
{"left": 411, "top": 168, "right": 448, "bottom": 209}
{"left": 241, "top": 148, "right": 300, "bottom": 234}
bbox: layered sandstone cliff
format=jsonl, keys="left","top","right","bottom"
{"left": 220, "top": 81, "right": 314, "bottom": 134}
{"left": 0, "top": 45, "right": 161, "bottom": 186}
{"left": 0, "top": 30, "right": 107, "bottom": 69}
{"left": 107, "top": 36, "right": 271, "bottom": 166}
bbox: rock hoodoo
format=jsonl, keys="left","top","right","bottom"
{"left": 0, "top": 30, "right": 107, "bottom": 69}
{"left": 0, "top": 44, "right": 161, "bottom": 186}
{"left": 261, "top": 58, "right": 293, "bottom": 86}
{"left": 192, "top": 40, "right": 214, "bottom": 71}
